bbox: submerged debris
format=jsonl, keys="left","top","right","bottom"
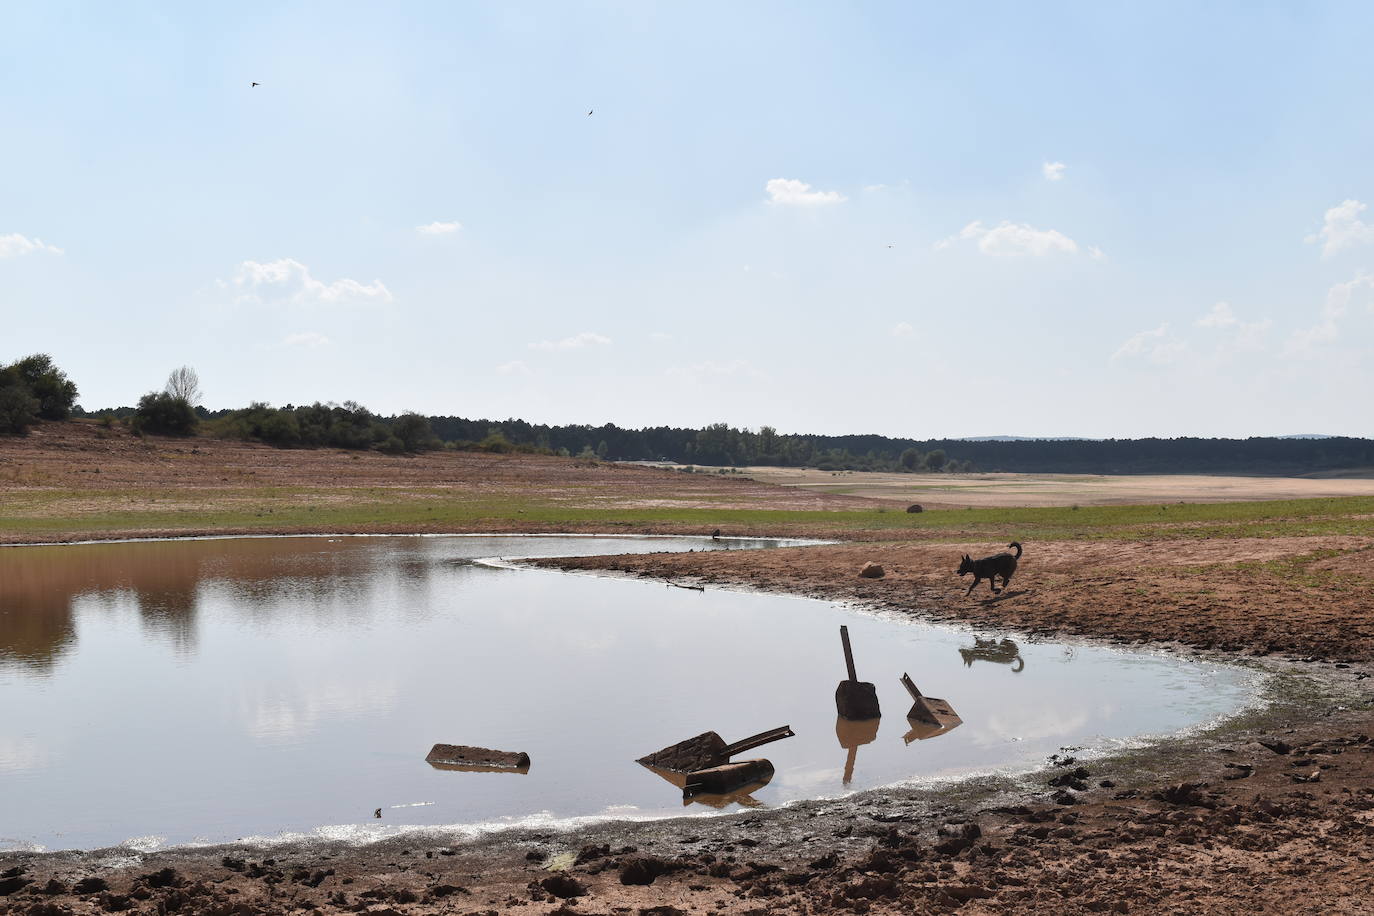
{"left": 637, "top": 725, "right": 793, "bottom": 774}
{"left": 835, "top": 625, "right": 881, "bottom": 720}
{"left": 426, "top": 744, "right": 531, "bottom": 772}
{"left": 899, "top": 672, "right": 962, "bottom": 742}
{"left": 682, "top": 759, "right": 775, "bottom": 799}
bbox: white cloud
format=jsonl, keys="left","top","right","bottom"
{"left": 665, "top": 359, "right": 767, "bottom": 383}
{"left": 938, "top": 220, "right": 1082, "bottom": 257}
{"left": 1288, "top": 272, "right": 1374, "bottom": 352}
{"left": 528, "top": 331, "right": 612, "bottom": 351}
{"left": 232, "top": 259, "right": 392, "bottom": 305}
{"left": 1042, "top": 161, "right": 1066, "bottom": 181}
{"left": 1307, "top": 199, "right": 1374, "bottom": 257}
{"left": 649, "top": 331, "right": 673, "bottom": 342}
{"left": 891, "top": 321, "right": 915, "bottom": 337}
{"left": 496, "top": 360, "right": 530, "bottom": 375}
{"left": 1112, "top": 323, "right": 1187, "bottom": 364}
{"left": 765, "top": 178, "right": 846, "bottom": 206}
{"left": 416, "top": 220, "right": 462, "bottom": 235}
{"left": 1197, "top": 302, "right": 1270, "bottom": 352}
{"left": 282, "top": 332, "right": 332, "bottom": 349}
{"left": 1196, "top": 301, "right": 1238, "bottom": 328}
{"left": 0, "top": 233, "right": 63, "bottom": 258}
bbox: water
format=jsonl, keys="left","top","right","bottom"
{"left": 0, "top": 535, "right": 1259, "bottom": 852}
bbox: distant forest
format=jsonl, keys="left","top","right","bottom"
{"left": 66, "top": 404, "right": 1374, "bottom": 476}
{"left": 6, "top": 353, "right": 1372, "bottom": 476}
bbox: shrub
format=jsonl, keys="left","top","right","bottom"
{"left": 0, "top": 384, "right": 40, "bottom": 434}
{"left": 132, "top": 391, "right": 198, "bottom": 436}
{"left": 9, "top": 354, "right": 78, "bottom": 420}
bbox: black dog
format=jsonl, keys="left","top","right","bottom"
{"left": 957, "top": 542, "right": 1022, "bottom": 596}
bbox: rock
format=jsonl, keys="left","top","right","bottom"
{"left": 945, "top": 883, "right": 996, "bottom": 902}
{"left": 620, "top": 856, "right": 673, "bottom": 886}
{"left": 0, "top": 876, "right": 32, "bottom": 895}
{"left": 859, "top": 562, "right": 885, "bottom": 579}
{"left": 906, "top": 504, "right": 923, "bottom": 513}
{"left": 1154, "top": 782, "right": 1211, "bottom": 806}
{"left": 427, "top": 884, "right": 466, "bottom": 899}
{"left": 539, "top": 874, "right": 586, "bottom": 899}
{"left": 844, "top": 876, "right": 898, "bottom": 899}
{"left": 140, "top": 868, "right": 181, "bottom": 889}
{"left": 72, "top": 878, "right": 109, "bottom": 895}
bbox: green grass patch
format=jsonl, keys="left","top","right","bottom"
{"left": 2, "top": 488, "right": 1372, "bottom": 543}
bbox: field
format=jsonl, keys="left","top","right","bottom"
{"left": 739, "top": 464, "right": 1374, "bottom": 508}
{"left": 3, "top": 422, "right": 1374, "bottom": 914}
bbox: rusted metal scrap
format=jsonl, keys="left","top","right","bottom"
{"left": 637, "top": 725, "right": 794, "bottom": 774}
{"left": 682, "top": 759, "right": 775, "bottom": 799}
{"left": 899, "top": 673, "right": 962, "bottom": 743}
{"left": 835, "top": 625, "right": 881, "bottom": 721}
{"left": 425, "top": 744, "right": 531, "bottom": 773}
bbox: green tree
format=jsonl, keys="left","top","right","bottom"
{"left": 392, "top": 412, "right": 438, "bottom": 453}
{"left": 133, "top": 391, "right": 198, "bottom": 435}
{"left": 0, "top": 383, "right": 40, "bottom": 434}
{"left": 9, "top": 353, "right": 78, "bottom": 420}
{"left": 924, "top": 448, "right": 947, "bottom": 472}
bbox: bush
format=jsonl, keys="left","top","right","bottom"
{"left": 9, "top": 354, "right": 78, "bottom": 420}
{"left": 132, "top": 391, "right": 198, "bottom": 436}
{"left": 0, "top": 384, "right": 40, "bottom": 434}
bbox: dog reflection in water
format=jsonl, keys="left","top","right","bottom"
{"left": 958, "top": 637, "right": 1025, "bottom": 672}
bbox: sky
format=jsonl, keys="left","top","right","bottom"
{"left": 2, "top": 1, "right": 1373, "bottom": 439}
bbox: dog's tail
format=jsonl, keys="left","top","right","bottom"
{"left": 1008, "top": 541, "right": 1022, "bottom": 559}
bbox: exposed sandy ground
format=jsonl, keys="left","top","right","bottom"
{"left": 739, "top": 466, "right": 1374, "bottom": 509}
{"left": 4, "top": 424, "right": 1374, "bottom": 914}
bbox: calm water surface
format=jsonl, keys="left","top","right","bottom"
{"left": 0, "top": 535, "right": 1259, "bottom": 851}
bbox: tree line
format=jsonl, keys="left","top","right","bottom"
{"left": 6, "top": 353, "right": 1374, "bottom": 474}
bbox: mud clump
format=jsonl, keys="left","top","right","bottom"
{"left": 619, "top": 856, "right": 675, "bottom": 886}
{"left": 539, "top": 873, "right": 587, "bottom": 899}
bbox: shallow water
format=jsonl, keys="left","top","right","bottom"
{"left": 0, "top": 535, "right": 1258, "bottom": 851}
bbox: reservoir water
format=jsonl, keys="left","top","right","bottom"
{"left": 0, "top": 535, "right": 1258, "bottom": 851}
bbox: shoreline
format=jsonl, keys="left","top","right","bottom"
{"left": 4, "top": 528, "right": 1374, "bottom": 913}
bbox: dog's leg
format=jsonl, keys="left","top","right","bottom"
{"left": 965, "top": 578, "right": 977, "bottom": 596}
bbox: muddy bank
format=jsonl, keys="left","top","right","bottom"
{"left": 5, "top": 535, "right": 1374, "bottom": 914}
{"left": 538, "top": 537, "right": 1374, "bottom": 661}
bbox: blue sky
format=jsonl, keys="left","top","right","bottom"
{"left": 3, "top": 1, "right": 1372, "bottom": 438}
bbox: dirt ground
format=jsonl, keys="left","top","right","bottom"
{"left": 739, "top": 466, "right": 1374, "bottom": 509}
{"left": 4, "top": 425, "right": 1374, "bottom": 914}
{"left": 0, "top": 421, "right": 877, "bottom": 525}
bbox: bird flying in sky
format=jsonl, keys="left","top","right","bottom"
{"left": 587, "top": 109, "right": 593, "bottom": 116}
{"left": 251, "top": 82, "right": 260, "bottom": 87}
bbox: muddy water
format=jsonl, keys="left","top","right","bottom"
{"left": 0, "top": 535, "right": 1257, "bottom": 851}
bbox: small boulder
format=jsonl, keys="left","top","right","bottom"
{"left": 620, "top": 856, "right": 672, "bottom": 886}
{"left": 859, "top": 562, "right": 885, "bottom": 579}
{"left": 906, "top": 504, "right": 923, "bottom": 513}
{"left": 539, "top": 874, "right": 586, "bottom": 899}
